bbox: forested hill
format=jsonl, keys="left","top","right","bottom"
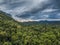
{"left": 0, "top": 11, "right": 22, "bottom": 45}
{"left": 0, "top": 11, "right": 60, "bottom": 45}
{"left": 0, "top": 11, "right": 20, "bottom": 28}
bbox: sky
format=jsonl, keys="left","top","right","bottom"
{"left": 0, "top": 0, "right": 60, "bottom": 22}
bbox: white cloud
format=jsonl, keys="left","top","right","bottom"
{"left": 42, "top": 8, "right": 58, "bottom": 13}
{"left": 41, "top": 15, "right": 49, "bottom": 19}
{"left": 0, "top": 4, "right": 7, "bottom": 10}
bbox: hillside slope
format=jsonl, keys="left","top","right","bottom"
{"left": 0, "top": 11, "right": 60, "bottom": 45}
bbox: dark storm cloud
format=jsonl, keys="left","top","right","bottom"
{"left": 0, "top": 0, "right": 60, "bottom": 22}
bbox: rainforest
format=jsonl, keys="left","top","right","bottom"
{"left": 0, "top": 11, "right": 60, "bottom": 45}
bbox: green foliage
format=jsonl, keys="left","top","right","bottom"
{"left": 0, "top": 11, "right": 60, "bottom": 45}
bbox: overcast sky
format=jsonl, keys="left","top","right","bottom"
{"left": 0, "top": 0, "right": 60, "bottom": 22}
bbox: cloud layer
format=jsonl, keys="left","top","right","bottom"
{"left": 0, "top": 0, "right": 60, "bottom": 22}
